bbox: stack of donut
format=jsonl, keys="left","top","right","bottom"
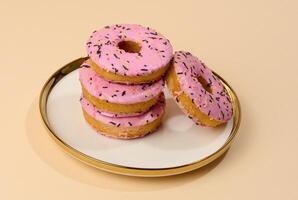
{"left": 80, "top": 24, "right": 233, "bottom": 139}
{"left": 79, "top": 24, "right": 172, "bottom": 139}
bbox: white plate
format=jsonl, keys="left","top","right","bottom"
{"left": 40, "top": 58, "right": 241, "bottom": 177}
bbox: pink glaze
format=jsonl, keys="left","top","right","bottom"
{"left": 98, "top": 110, "right": 143, "bottom": 118}
{"left": 86, "top": 24, "right": 173, "bottom": 77}
{"left": 80, "top": 93, "right": 165, "bottom": 127}
{"left": 172, "top": 51, "right": 233, "bottom": 122}
{"left": 79, "top": 61, "right": 164, "bottom": 104}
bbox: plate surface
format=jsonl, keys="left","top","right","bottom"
{"left": 39, "top": 57, "right": 241, "bottom": 177}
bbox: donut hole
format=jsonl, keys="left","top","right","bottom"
{"left": 117, "top": 40, "right": 141, "bottom": 53}
{"left": 197, "top": 76, "right": 212, "bottom": 93}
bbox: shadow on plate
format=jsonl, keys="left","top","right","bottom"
{"left": 26, "top": 96, "right": 228, "bottom": 192}
{"left": 144, "top": 98, "right": 229, "bottom": 151}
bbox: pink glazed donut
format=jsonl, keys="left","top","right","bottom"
{"left": 80, "top": 93, "right": 166, "bottom": 139}
{"left": 166, "top": 51, "right": 233, "bottom": 127}
{"left": 79, "top": 60, "right": 164, "bottom": 116}
{"left": 86, "top": 24, "right": 173, "bottom": 84}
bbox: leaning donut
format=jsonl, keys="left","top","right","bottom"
{"left": 166, "top": 51, "right": 233, "bottom": 126}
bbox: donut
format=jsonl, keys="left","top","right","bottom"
{"left": 80, "top": 93, "right": 166, "bottom": 139}
{"left": 79, "top": 60, "right": 164, "bottom": 115}
{"left": 166, "top": 51, "right": 233, "bottom": 127}
{"left": 86, "top": 24, "right": 173, "bottom": 84}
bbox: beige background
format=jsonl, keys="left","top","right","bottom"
{"left": 1, "top": 0, "right": 298, "bottom": 199}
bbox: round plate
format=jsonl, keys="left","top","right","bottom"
{"left": 39, "top": 57, "right": 241, "bottom": 177}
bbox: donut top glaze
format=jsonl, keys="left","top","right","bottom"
{"left": 80, "top": 93, "right": 165, "bottom": 127}
{"left": 98, "top": 110, "right": 143, "bottom": 118}
{"left": 79, "top": 61, "right": 164, "bottom": 104}
{"left": 172, "top": 51, "right": 233, "bottom": 122}
{"left": 86, "top": 24, "right": 173, "bottom": 76}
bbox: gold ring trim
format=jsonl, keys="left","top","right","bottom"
{"left": 39, "top": 57, "right": 241, "bottom": 177}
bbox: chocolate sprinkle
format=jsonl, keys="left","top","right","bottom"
{"left": 113, "top": 54, "right": 120, "bottom": 59}
{"left": 122, "top": 65, "right": 128, "bottom": 71}
{"left": 226, "top": 97, "right": 231, "bottom": 103}
{"left": 221, "top": 111, "right": 225, "bottom": 119}
{"left": 182, "top": 62, "right": 188, "bottom": 69}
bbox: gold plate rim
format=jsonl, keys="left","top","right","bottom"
{"left": 39, "top": 57, "right": 241, "bottom": 177}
